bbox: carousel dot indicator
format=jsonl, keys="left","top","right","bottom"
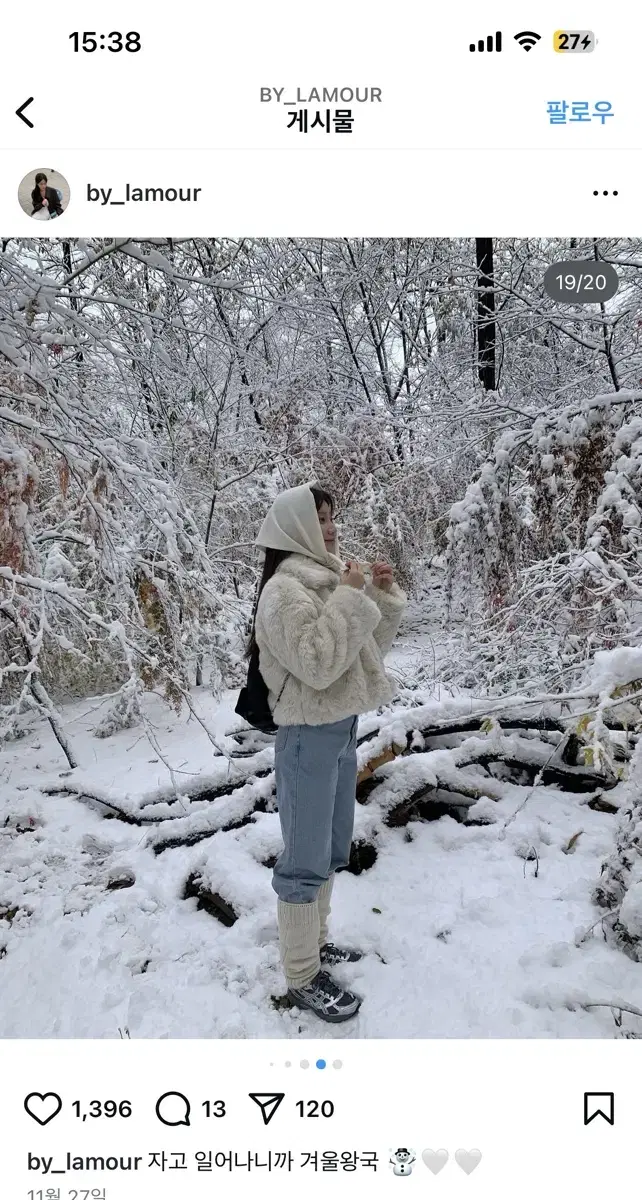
{"left": 300, "top": 1059, "right": 310, "bottom": 1068}
{"left": 333, "top": 1060, "right": 343, "bottom": 1069}
{"left": 285, "top": 1061, "right": 291, "bottom": 1068}
{"left": 316, "top": 1059, "right": 326, "bottom": 1069}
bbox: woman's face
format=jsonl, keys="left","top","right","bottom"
{"left": 317, "top": 501, "right": 336, "bottom": 550}
{"left": 39, "top": 179, "right": 47, "bottom": 195}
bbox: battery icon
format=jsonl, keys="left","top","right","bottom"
{"left": 554, "top": 30, "right": 595, "bottom": 52}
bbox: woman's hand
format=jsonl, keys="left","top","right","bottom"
{"left": 341, "top": 561, "right": 366, "bottom": 590}
{"left": 42, "top": 198, "right": 49, "bottom": 208}
{"left": 372, "top": 561, "right": 394, "bottom": 592}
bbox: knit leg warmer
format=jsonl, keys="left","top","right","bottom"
{"left": 277, "top": 899, "right": 321, "bottom": 989}
{"left": 317, "top": 875, "right": 334, "bottom": 947}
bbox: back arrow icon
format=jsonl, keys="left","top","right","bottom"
{"left": 16, "top": 97, "right": 34, "bottom": 128}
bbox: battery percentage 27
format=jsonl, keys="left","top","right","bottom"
{"left": 554, "top": 30, "right": 596, "bottom": 53}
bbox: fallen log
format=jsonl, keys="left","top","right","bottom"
{"left": 357, "top": 742, "right": 406, "bottom": 786}
{"left": 358, "top": 707, "right": 639, "bottom": 757}
{"left": 106, "top": 871, "right": 136, "bottom": 890}
{"left": 358, "top": 713, "right": 567, "bottom": 753}
{"left": 346, "top": 840, "right": 378, "bottom": 874}
{"left": 183, "top": 874, "right": 238, "bottom": 927}
{"left": 587, "top": 793, "right": 620, "bottom": 815}
{"left": 385, "top": 775, "right": 503, "bottom": 828}
{"left": 43, "top": 766, "right": 274, "bottom": 824}
{"left": 42, "top": 785, "right": 143, "bottom": 825}
{"left": 386, "top": 787, "right": 465, "bottom": 828}
{"left": 469, "top": 752, "right": 616, "bottom": 794}
{"left": 153, "top": 797, "right": 269, "bottom": 855}
{"left": 138, "top": 767, "right": 273, "bottom": 813}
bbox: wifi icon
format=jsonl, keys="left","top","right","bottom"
{"left": 514, "top": 30, "right": 541, "bottom": 50}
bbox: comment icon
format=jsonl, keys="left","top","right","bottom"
{"left": 155, "top": 1091, "right": 191, "bottom": 1126}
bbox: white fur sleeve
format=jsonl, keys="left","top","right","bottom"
{"left": 256, "top": 578, "right": 382, "bottom": 689}
{"left": 364, "top": 581, "right": 407, "bottom": 657}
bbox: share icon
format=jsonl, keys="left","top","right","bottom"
{"left": 249, "top": 1093, "right": 286, "bottom": 1126}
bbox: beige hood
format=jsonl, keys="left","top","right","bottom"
{"left": 255, "top": 483, "right": 335, "bottom": 566}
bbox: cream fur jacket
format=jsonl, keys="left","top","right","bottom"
{"left": 254, "top": 552, "right": 407, "bottom": 726}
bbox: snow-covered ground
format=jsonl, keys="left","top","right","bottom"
{"left": 2, "top": 650, "right": 640, "bottom": 1040}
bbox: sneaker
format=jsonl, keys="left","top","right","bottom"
{"left": 320, "top": 942, "right": 363, "bottom": 966}
{"left": 287, "top": 970, "right": 361, "bottom": 1023}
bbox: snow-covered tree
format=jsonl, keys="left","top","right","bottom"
{"left": 4, "top": 236, "right": 642, "bottom": 760}
{"left": 446, "top": 390, "right": 642, "bottom": 691}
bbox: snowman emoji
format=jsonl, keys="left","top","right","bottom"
{"left": 390, "top": 1148, "right": 416, "bottom": 1176}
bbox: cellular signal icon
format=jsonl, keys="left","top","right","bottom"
{"left": 514, "top": 30, "right": 541, "bottom": 51}
{"left": 469, "top": 31, "right": 502, "bottom": 52}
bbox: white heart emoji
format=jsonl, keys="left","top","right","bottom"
{"left": 422, "top": 1148, "right": 449, "bottom": 1174}
{"left": 455, "top": 1149, "right": 482, "bottom": 1174}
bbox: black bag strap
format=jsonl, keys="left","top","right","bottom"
{"left": 250, "top": 579, "right": 290, "bottom": 718}
{"left": 273, "top": 671, "right": 289, "bottom": 708}
{"left": 253, "top": 642, "right": 289, "bottom": 713}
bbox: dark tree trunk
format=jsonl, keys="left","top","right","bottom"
{"left": 475, "top": 237, "right": 496, "bottom": 391}
{"left": 62, "top": 241, "right": 84, "bottom": 364}
{"left": 593, "top": 239, "right": 620, "bottom": 391}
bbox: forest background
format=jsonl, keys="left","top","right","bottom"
{"left": 3, "top": 238, "right": 642, "bottom": 1026}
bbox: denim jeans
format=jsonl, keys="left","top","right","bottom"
{"left": 272, "top": 715, "right": 358, "bottom": 903}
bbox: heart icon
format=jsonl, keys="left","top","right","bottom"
{"left": 455, "top": 1149, "right": 482, "bottom": 1175}
{"left": 422, "top": 1149, "right": 449, "bottom": 1174}
{"left": 24, "top": 1092, "right": 63, "bottom": 1126}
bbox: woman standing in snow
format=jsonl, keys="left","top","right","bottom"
{"left": 250, "top": 482, "right": 407, "bottom": 1022}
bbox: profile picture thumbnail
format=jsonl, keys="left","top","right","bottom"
{"left": 18, "top": 168, "right": 70, "bottom": 220}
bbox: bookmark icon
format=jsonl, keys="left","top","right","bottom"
{"left": 583, "top": 1092, "right": 615, "bottom": 1125}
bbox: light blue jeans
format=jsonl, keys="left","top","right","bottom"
{"left": 272, "top": 715, "right": 359, "bottom": 903}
